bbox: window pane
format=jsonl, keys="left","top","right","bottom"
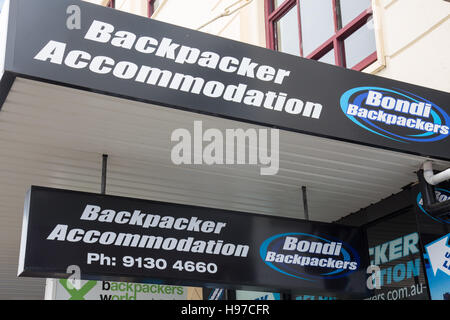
{"left": 153, "top": 0, "right": 161, "bottom": 10}
{"left": 150, "top": 0, "right": 161, "bottom": 14}
{"left": 275, "top": 6, "right": 300, "bottom": 56}
{"left": 344, "top": 20, "right": 376, "bottom": 68}
{"left": 338, "top": 0, "right": 371, "bottom": 27}
{"left": 318, "top": 49, "right": 335, "bottom": 65}
{"left": 0, "top": 0, "right": 4, "bottom": 13}
{"left": 273, "top": 0, "right": 287, "bottom": 10}
{"left": 299, "top": 0, "right": 335, "bottom": 56}
{"left": 149, "top": 0, "right": 160, "bottom": 17}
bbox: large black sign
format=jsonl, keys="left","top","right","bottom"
{"left": 18, "top": 186, "right": 370, "bottom": 296}
{"left": 1, "top": 0, "right": 450, "bottom": 160}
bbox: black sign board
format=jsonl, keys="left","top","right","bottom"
{"left": 18, "top": 186, "right": 370, "bottom": 296}
{"left": 365, "top": 208, "right": 429, "bottom": 300}
{"left": 1, "top": 0, "right": 450, "bottom": 160}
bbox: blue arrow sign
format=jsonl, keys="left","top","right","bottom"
{"left": 425, "top": 234, "right": 450, "bottom": 276}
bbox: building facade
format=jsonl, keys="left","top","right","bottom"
{"left": 0, "top": 0, "right": 449, "bottom": 300}
{"left": 86, "top": 0, "right": 450, "bottom": 93}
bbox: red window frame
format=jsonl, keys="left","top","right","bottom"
{"left": 106, "top": 0, "right": 115, "bottom": 9}
{"left": 265, "top": 0, "right": 377, "bottom": 71}
{"left": 148, "top": 0, "right": 158, "bottom": 18}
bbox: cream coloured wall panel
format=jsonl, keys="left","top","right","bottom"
{"left": 380, "top": 0, "right": 450, "bottom": 57}
{"left": 376, "top": 18, "right": 450, "bottom": 92}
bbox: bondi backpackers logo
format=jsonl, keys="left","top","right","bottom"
{"left": 340, "top": 87, "right": 450, "bottom": 143}
{"left": 260, "top": 233, "right": 360, "bottom": 281}
{"left": 417, "top": 188, "right": 450, "bottom": 224}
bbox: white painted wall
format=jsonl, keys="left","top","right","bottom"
{"left": 374, "top": 0, "right": 450, "bottom": 92}
{"left": 84, "top": 0, "right": 148, "bottom": 17}
{"left": 152, "top": 0, "right": 266, "bottom": 47}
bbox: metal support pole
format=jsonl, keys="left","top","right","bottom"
{"left": 101, "top": 154, "right": 108, "bottom": 195}
{"left": 302, "top": 186, "right": 309, "bottom": 221}
{"left": 284, "top": 186, "right": 310, "bottom": 300}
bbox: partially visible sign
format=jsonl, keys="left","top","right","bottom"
{"left": 203, "top": 288, "right": 226, "bottom": 300}
{"left": 365, "top": 209, "right": 429, "bottom": 300}
{"left": 295, "top": 294, "right": 337, "bottom": 300}
{"left": 422, "top": 234, "right": 450, "bottom": 300}
{"left": 235, "top": 290, "right": 281, "bottom": 300}
{"left": 416, "top": 188, "right": 450, "bottom": 224}
{"left": 414, "top": 183, "right": 450, "bottom": 300}
{"left": 45, "top": 279, "right": 188, "bottom": 300}
{"left": 18, "top": 186, "right": 369, "bottom": 296}
{"left": 425, "top": 234, "right": 450, "bottom": 277}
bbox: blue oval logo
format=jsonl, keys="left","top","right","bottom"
{"left": 417, "top": 188, "right": 450, "bottom": 224}
{"left": 340, "top": 87, "right": 450, "bottom": 143}
{"left": 259, "top": 233, "right": 360, "bottom": 281}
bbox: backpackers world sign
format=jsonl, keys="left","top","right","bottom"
{"left": 47, "top": 279, "right": 189, "bottom": 300}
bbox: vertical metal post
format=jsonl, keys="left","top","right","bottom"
{"left": 283, "top": 186, "right": 310, "bottom": 300}
{"left": 302, "top": 186, "right": 309, "bottom": 221}
{"left": 101, "top": 154, "right": 108, "bottom": 195}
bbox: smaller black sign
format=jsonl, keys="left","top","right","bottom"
{"left": 18, "top": 186, "right": 370, "bottom": 296}
{"left": 365, "top": 208, "right": 429, "bottom": 300}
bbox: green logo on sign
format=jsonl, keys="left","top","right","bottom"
{"left": 59, "top": 279, "right": 97, "bottom": 300}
